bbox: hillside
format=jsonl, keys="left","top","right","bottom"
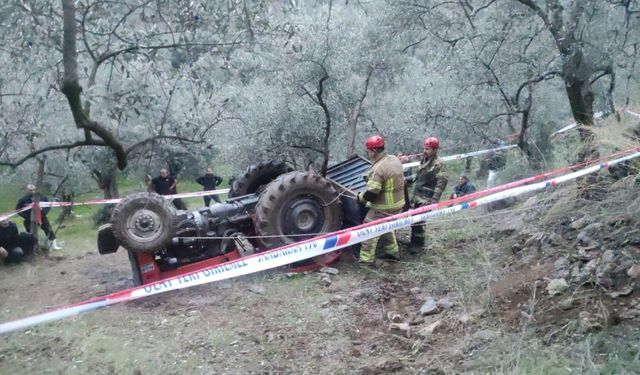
{"left": 1, "top": 163, "right": 639, "bottom": 374}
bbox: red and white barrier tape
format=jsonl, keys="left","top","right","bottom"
{"left": 551, "top": 111, "right": 602, "bottom": 135}
{"left": 552, "top": 108, "right": 640, "bottom": 135}
{"left": 0, "top": 188, "right": 231, "bottom": 222}
{"left": 5, "top": 108, "right": 635, "bottom": 222}
{"left": 400, "top": 133, "right": 520, "bottom": 159}
{"left": 0, "top": 142, "right": 519, "bottom": 219}
{"left": 402, "top": 144, "right": 517, "bottom": 169}
{"left": 1, "top": 149, "right": 639, "bottom": 335}
{"left": 1, "top": 143, "right": 636, "bottom": 222}
{"left": 626, "top": 108, "right": 640, "bottom": 119}
{"left": 4, "top": 109, "right": 630, "bottom": 221}
{"left": 404, "top": 107, "right": 637, "bottom": 169}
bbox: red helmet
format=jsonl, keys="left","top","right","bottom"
{"left": 365, "top": 135, "right": 385, "bottom": 150}
{"left": 423, "top": 137, "right": 440, "bottom": 149}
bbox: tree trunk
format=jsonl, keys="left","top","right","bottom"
{"left": 32, "top": 159, "right": 47, "bottom": 256}
{"left": 564, "top": 77, "right": 595, "bottom": 131}
{"left": 102, "top": 170, "right": 119, "bottom": 199}
{"left": 514, "top": 0, "right": 597, "bottom": 162}
{"left": 346, "top": 109, "right": 358, "bottom": 157}
{"left": 317, "top": 76, "right": 331, "bottom": 177}
{"left": 464, "top": 157, "right": 473, "bottom": 173}
{"left": 61, "top": 0, "right": 127, "bottom": 169}
{"left": 604, "top": 71, "right": 620, "bottom": 122}
{"left": 517, "top": 91, "right": 542, "bottom": 170}
{"left": 562, "top": 65, "right": 601, "bottom": 196}
{"left": 561, "top": 52, "right": 600, "bottom": 164}
{"left": 53, "top": 176, "right": 73, "bottom": 222}
{"left": 93, "top": 167, "right": 119, "bottom": 199}
{"left": 345, "top": 67, "right": 373, "bottom": 157}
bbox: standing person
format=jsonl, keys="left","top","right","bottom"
{"left": 398, "top": 153, "right": 414, "bottom": 212}
{"left": 15, "top": 184, "right": 62, "bottom": 250}
{"left": 196, "top": 167, "right": 224, "bottom": 206}
{"left": 408, "top": 137, "right": 448, "bottom": 254}
{"left": 149, "top": 168, "right": 187, "bottom": 210}
{"left": 485, "top": 138, "right": 507, "bottom": 188}
{"left": 450, "top": 175, "right": 477, "bottom": 199}
{"left": 0, "top": 218, "right": 35, "bottom": 264}
{"left": 356, "top": 135, "right": 405, "bottom": 267}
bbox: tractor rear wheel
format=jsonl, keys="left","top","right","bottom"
{"left": 229, "top": 161, "right": 292, "bottom": 198}
{"left": 254, "top": 171, "right": 342, "bottom": 249}
{"left": 111, "top": 192, "right": 176, "bottom": 254}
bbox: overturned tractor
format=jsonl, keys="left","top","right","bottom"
{"left": 98, "top": 157, "right": 369, "bottom": 285}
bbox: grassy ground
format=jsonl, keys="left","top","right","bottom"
{"left": 2, "top": 113, "right": 640, "bottom": 373}
{"left": 0, "top": 172, "right": 232, "bottom": 259}
{"left": 2, "top": 183, "right": 640, "bottom": 374}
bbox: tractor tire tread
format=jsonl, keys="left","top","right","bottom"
{"left": 254, "top": 171, "right": 342, "bottom": 249}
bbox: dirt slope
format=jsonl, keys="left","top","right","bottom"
{"left": 1, "top": 175, "right": 640, "bottom": 374}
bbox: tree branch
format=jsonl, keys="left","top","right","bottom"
{"left": 60, "top": 0, "right": 127, "bottom": 169}
{"left": 289, "top": 144, "right": 324, "bottom": 154}
{"left": 125, "top": 135, "right": 204, "bottom": 157}
{"left": 514, "top": 70, "right": 562, "bottom": 105}
{"left": 515, "top": 0, "right": 551, "bottom": 27}
{"left": 0, "top": 139, "right": 108, "bottom": 168}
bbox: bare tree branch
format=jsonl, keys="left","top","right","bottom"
{"left": 60, "top": 0, "right": 127, "bottom": 169}
{"left": 289, "top": 144, "right": 325, "bottom": 154}
{"left": 125, "top": 135, "right": 203, "bottom": 157}
{"left": 0, "top": 139, "right": 108, "bottom": 168}
{"left": 515, "top": 0, "right": 550, "bottom": 27}
{"left": 514, "top": 70, "right": 562, "bottom": 105}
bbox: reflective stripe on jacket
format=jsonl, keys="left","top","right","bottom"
{"left": 364, "top": 153, "right": 405, "bottom": 211}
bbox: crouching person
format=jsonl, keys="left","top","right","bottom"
{"left": 451, "top": 175, "right": 476, "bottom": 199}
{"left": 0, "top": 218, "right": 35, "bottom": 264}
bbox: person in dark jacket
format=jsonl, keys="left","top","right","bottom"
{"left": 407, "top": 137, "right": 448, "bottom": 254}
{"left": 450, "top": 175, "right": 477, "bottom": 199}
{"left": 196, "top": 167, "right": 224, "bottom": 206}
{"left": 149, "top": 168, "right": 187, "bottom": 210}
{"left": 0, "top": 218, "right": 35, "bottom": 264}
{"left": 15, "top": 184, "right": 62, "bottom": 250}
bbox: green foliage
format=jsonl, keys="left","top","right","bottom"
{"left": 1, "top": 0, "right": 639, "bottom": 184}
{"left": 470, "top": 331, "right": 640, "bottom": 375}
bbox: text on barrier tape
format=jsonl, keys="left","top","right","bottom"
{"left": 1, "top": 150, "right": 639, "bottom": 335}
{"left": 4, "top": 107, "right": 638, "bottom": 222}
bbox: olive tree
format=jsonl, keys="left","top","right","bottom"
{"left": 1, "top": 0, "right": 263, "bottom": 198}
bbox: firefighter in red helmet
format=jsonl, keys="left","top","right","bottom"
{"left": 407, "top": 136, "right": 448, "bottom": 254}
{"left": 356, "top": 135, "right": 405, "bottom": 267}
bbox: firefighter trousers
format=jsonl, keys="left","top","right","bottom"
{"left": 359, "top": 208, "right": 401, "bottom": 264}
{"left": 410, "top": 202, "right": 428, "bottom": 247}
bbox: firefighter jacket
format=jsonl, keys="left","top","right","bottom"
{"left": 412, "top": 155, "right": 448, "bottom": 205}
{"left": 363, "top": 152, "right": 405, "bottom": 211}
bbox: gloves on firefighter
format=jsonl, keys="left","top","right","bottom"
{"left": 357, "top": 192, "right": 366, "bottom": 204}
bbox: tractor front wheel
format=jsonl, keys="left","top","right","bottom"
{"left": 111, "top": 192, "right": 176, "bottom": 254}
